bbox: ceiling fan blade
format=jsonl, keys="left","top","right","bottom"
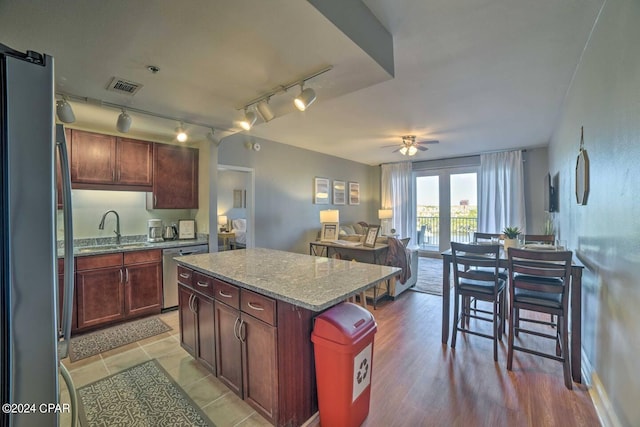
{"left": 391, "top": 147, "right": 402, "bottom": 153}
{"left": 381, "top": 144, "right": 401, "bottom": 148}
{"left": 417, "top": 146, "right": 429, "bottom": 151}
{"left": 417, "top": 140, "right": 439, "bottom": 145}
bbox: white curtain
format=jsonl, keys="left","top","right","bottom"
{"left": 478, "top": 150, "right": 526, "bottom": 234}
{"left": 381, "top": 162, "right": 414, "bottom": 241}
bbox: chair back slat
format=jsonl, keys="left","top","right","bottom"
{"left": 507, "top": 248, "right": 573, "bottom": 295}
{"left": 451, "top": 242, "right": 501, "bottom": 287}
{"left": 473, "top": 232, "right": 503, "bottom": 242}
{"left": 524, "top": 234, "right": 555, "bottom": 244}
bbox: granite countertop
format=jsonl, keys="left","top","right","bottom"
{"left": 57, "top": 235, "right": 209, "bottom": 257}
{"left": 175, "top": 248, "right": 400, "bottom": 312}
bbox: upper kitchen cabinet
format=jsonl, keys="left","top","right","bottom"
{"left": 70, "top": 129, "right": 153, "bottom": 191}
{"left": 147, "top": 143, "right": 198, "bottom": 209}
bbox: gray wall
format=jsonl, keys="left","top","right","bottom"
{"left": 218, "top": 134, "right": 380, "bottom": 254}
{"left": 548, "top": 0, "right": 639, "bottom": 425}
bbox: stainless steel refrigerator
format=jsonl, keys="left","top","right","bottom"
{"left": 1, "top": 44, "right": 76, "bottom": 426}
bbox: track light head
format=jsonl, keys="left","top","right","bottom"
{"left": 256, "top": 99, "right": 275, "bottom": 122}
{"left": 240, "top": 110, "right": 257, "bottom": 131}
{"left": 116, "top": 110, "right": 132, "bottom": 133}
{"left": 175, "top": 123, "right": 188, "bottom": 142}
{"left": 294, "top": 86, "right": 316, "bottom": 111}
{"left": 56, "top": 98, "right": 76, "bottom": 123}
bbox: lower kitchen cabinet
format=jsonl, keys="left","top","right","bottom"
{"left": 76, "top": 250, "right": 161, "bottom": 331}
{"left": 179, "top": 266, "right": 317, "bottom": 426}
{"left": 178, "top": 271, "right": 216, "bottom": 373}
{"left": 214, "top": 300, "right": 243, "bottom": 396}
{"left": 241, "top": 311, "right": 277, "bottom": 421}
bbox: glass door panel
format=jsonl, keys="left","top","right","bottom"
{"left": 416, "top": 175, "right": 439, "bottom": 250}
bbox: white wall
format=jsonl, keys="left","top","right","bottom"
{"left": 218, "top": 134, "right": 380, "bottom": 254}
{"left": 548, "top": 0, "right": 640, "bottom": 425}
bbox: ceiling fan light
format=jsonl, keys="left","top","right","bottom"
{"left": 56, "top": 99, "right": 76, "bottom": 123}
{"left": 399, "top": 146, "right": 408, "bottom": 155}
{"left": 240, "top": 110, "right": 257, "bottom": 131}
{"left": 294, "top": 87, "right": 316, "bottom": 111}
{"left": 408, "top": 145, "right": 418, "bottom": 156}
{"left": 116, "top": 110, "right": 132, "bottom": 133}
{"left": 175, "top": 124, "right": 188, "bottom": 142}
{"left": 256, "top": 100, "right": 275, "bottom": 122}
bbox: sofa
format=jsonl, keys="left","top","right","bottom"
{"left": 319, "top": 221, "right": 419, "bottom": 299}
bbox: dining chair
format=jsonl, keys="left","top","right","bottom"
{"left": 523, "top": 234, "right": 555, "bottom": 244}
{"left": 450, "top": 242, "right": 506, "bottom": 361}
{"left": 506, "top": 248, "right": 573, "bottom": 389}
{"left": 473, "top": 232, "right": 503, "bottom": 243}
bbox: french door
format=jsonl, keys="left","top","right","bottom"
{"left": 414, "top": 167, "right": 478, "bottom": 253}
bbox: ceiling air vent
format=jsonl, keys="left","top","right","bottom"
{"left": 106, "top": 77, "right": 143, "bottom": 96}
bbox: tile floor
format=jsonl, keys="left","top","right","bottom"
{"left": 59, "top": 311, "right": 271, "bottom": 427}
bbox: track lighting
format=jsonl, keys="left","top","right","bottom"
{"left": 116, "top": 109, "right": 132, "bottom": 133}
{"left": 294, "top": 86, "right": 316, "bottom": 112}
{"left": 256, "top": 99, "right": 275, "bottom": 122}
{"left": 56, "top": 98, "right": 76, "bottom": 123}
{"left": 175, "top": 123, "right": 188, "bottom": 142}
{"left": 239, "top": 109, "right": 257, "bottom": 131}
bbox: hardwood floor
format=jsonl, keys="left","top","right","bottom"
{"left": 348, "top": 291, "right": 600, "bottom": 427}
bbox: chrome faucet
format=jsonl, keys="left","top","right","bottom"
{"left": 98, "top": 210, "right": 121, "bottom": 244}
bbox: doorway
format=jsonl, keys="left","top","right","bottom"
{"left": 217, "top": 165, "right": 255, "bottom": 249}
{"left": 414, "top": 167, "right": 478, "bottom": 253}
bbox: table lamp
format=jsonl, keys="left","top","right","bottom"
{"left": 218, "top": 215, "right": 228, "bottom": 232}
{"left": 378, "top": 209, "right": 393, "bottom": 235}
{"left": 319, "top": 209, "right": 339, "bottom": 224}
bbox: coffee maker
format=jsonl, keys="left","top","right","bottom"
{"left": 147, "top": 219, "right": 164, "bottom": 242}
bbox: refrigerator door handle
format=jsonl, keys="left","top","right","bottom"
{"left": 56, "top": 124, "right": 74, "bottom": 357}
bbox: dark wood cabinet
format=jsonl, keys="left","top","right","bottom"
{"left": 178, "top": 284, "right": 197, "bottom": 355}
{"left": 241, "top": 312, "right": 277, "bottom": 421}
{"left": 179, "top": 269, "right": 317, "bottom": 426}
{"left": 124, "top": 250, "right": 162, "bottom": 318}
{"left": 75, "top": 250, "right": 162, "bottom": 331}
{"left": 76, "top": 262, "right": 124, "bottom": 329}
{"left": 214, "top": 300, "right": 243, "bottom": 396}
{"left": 178, "top": 269, "right": 217, "bottom": 373}
{"left": 149, "top": 143, "right": 198, "bottom": 209}
{"left": 70, "top": 130, "right": 152, "bottom": 191}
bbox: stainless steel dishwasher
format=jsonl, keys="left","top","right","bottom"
{"left": 162, "top": 244, "right": 209, "bottom": 310}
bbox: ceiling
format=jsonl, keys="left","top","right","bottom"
{"left": 0, "top": 0, "right": 603, "bottom": 165}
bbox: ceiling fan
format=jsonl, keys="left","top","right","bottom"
{"left": 384, "top": 135, "right": 439, "bottom": 156}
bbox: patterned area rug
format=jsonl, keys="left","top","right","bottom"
{"left": 69, "top": 317, "right": 171, "bottom": 362}
{"left": 412, "top": 256, "right": 450, "bottom": 296}
{"left": 78, "top": 360, "right": 214, "bottom": 426}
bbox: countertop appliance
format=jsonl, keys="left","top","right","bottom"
{"left": 162, "top": 244, "right": 208, "bottom": 309}
{"left": 1, "top": 44, "right": 77, "bottom": 426}
{"left": 148, "top": 218, "right": 163, "bottom": 243}
{"left": 163, "top": 224, "right": 178, "bottom": 240}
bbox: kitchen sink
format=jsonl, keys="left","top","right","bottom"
{"left": 76, "top": 242, "right": 151, "bottom": 253}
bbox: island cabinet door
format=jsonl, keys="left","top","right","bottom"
{"left": 178, "top": 285, "right": 197, "bottom": 357}
{"left": 195, "top": 294, "right": 216, "bottom": 374}
{"left": 241, "top": 313, "right": 277, "bottom": 423}
{"left": 215, "top": 300, "right": 243, "bottom": 397}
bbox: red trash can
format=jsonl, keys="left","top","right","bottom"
{"left": 311, "top": 302, "right": 378, "bottom": 427}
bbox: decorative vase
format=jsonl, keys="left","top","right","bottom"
{"left": 503, "top": 238, "right": 518, "bottom": 251}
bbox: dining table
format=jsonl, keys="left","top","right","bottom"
{"left": 440, "top": 247, "right": 584, "bottom": 383}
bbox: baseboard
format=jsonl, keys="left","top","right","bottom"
{"left": 301, "top": 412, "right": 320, "bottom": 427}
{"left": 589, "top": 372, "right": 622, "bottom": 427}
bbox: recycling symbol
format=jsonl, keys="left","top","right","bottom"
{"left": 356, "top": 358, "right": 369, "bottom": 384}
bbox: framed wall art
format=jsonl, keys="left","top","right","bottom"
{"left": 314, "top": 177, "right": 330, "bottom": 204}
{"left": 320, "top": 222, "right": 339, "bottom": 241}
{"left": 333, "top": 180, "right": 346, "bottom": 205}
{"left": 349, "top": 182, "right": 360, "bottom": 205}
{"left": 363, "top": 225, "right": 380, "bottom": 247}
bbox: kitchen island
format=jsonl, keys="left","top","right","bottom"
{"left": 175, "top": 248, "right": 399, "bottom": 426}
